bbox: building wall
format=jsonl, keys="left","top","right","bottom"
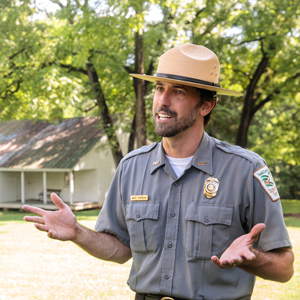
{"left": 0, "top": 172, "right": 20, "bottom": 202}
{"left": 73, "top": 143, "right": 116, "bottom": 205}
{"left": 0, "top": 131, "right": 130, "bottom": 205}
{"left": 24, "top": 172, "right": 43, "bottom": 199}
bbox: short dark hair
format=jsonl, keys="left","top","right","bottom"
{"left": 197, "top": 88, "right": 217, "bottom": 127}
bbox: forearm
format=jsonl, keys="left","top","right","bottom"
{"left": 239, "top": 247, "right": 294, "bottom": 282}
{"left": 72, "top": 222, "right": 132, "bottom": 264}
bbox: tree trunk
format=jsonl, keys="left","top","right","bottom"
{"left": 133, "top": 31, "right": 147, "bottom": 148}
{"left": 128, "top": 114, "right": 136, "bottom": 153}
{"left": 86, "top": 63, "right": 123, "bottom": 167}
{"left": 236, "top": 52, "right": 269, "bottom": 148}
{"left": 236, "top": 94, "right": 254, "bottom": 148}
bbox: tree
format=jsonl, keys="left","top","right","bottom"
{"left": 189, "top": 0, "right": 300, "bottom": 148}
{"left": 1, "top": 0, "right": 299, "bottom": 199}
{"left": 0, "top": 0, "right": 189, "bottom": 166}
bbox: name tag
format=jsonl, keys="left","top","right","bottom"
{"left": 131, "top": 195, "right": 149, "bottom": 201}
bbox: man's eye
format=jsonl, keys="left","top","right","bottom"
{"left": 176, "top": 90, "right": 184, "bottom": 94}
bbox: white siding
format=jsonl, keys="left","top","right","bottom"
{"left": 73, "top": 142, "right": 116, "bottom": 205}
{"left": 0, "top": 172, "right": 20, "bottom": 202}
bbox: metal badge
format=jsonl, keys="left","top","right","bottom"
{"left": 204, "top": 177, "right": 219, "bottom": 199}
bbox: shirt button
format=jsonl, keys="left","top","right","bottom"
{"left": 167, "top": 242, "right": 173, "bottom": 248}
{"left": 170, "top": 211, "right": 176, "bottom": 217}
{"left": 204, "top": 216, "right": 210, "bottom": 223}
{"left": 174, "top": 182, "right": 179, "bottom": 187}
{"left": 136, "top": 212, "right": 141, "bottom": 218}
{"left": 164, "top": 274, "right": 170, "bottom": 280}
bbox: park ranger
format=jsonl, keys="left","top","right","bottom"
{"left": 23, "top": 43, "right": 294, "bottom": 300}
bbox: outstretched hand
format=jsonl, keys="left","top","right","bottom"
{"left": 211, "top": 223, "right": 266, "bottom": 269}
{"left": 22, "top": 193, "right": 78, "bottom": 241}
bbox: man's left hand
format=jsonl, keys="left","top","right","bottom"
{"left": 211, "top": 223, "right": 266, "bottom": 269}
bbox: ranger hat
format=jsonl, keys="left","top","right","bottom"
{"left": 130, "top": 43, "right": 242, "bottom": 97}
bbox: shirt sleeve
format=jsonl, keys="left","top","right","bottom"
{"left": 94, "top": 161, "right": 130, "bottom": 248}
{"left": 246, "top": 159, "right": 292, "bottom": 252}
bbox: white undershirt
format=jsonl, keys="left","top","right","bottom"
{"left": 166, "top": 155, "right": 194, "bottom": 177}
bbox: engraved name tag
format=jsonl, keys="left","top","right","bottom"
{"left": 131, "top": 195, "right": 149, "bottom": 201}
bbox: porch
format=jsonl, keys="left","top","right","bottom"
{"left": 0, "top": 199, "right": 101, "bottom": 212}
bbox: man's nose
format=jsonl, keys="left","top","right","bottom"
{"left": 158, "top": 90, "right": 171, "bottom": 107}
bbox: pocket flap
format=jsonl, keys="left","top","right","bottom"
{"left": 186, "top": 204, "right": 232, "bottom": 226}
{"left": 126, "top": 203, "right": 160, "bottom": 221}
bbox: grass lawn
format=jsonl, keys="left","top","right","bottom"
{"left": 0, "top": 200, "right": 299, "bottom": 299}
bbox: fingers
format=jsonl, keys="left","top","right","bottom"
{"left": 22, "top": 194, "right": 65, "bottom": 214}
{"left": 211, "top": 256, "right": 249, "bottom": 269}
{"left": 249, "top": 223, "right": 266, "bottom": 241}
{"left": 23, "top": 216, "right": 45, "bottom": 224}
{"left": 47, "top": 230, "right": 56, "bottom": 239}
{"left": 22, "top": 205, "right": 46, "bottom": 216}
{"left": 211, "top": 256, "right": 224, "bottom": 268}
{"left": 34, "top": 223, "right": 48, "bottom": 232}
{"left": 50, "top": 193, "right": 66, "bottom": 210}
{"left": 212, "top": 256, "right": 238, "bottom": 269}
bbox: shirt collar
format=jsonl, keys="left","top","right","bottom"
{"left": 190, "top": 131, "right": 213, "bottom": 175}
{"left": 150, "top": 142, "right": 168, "bottom": 174}
{"left": 150, "top": 131, "right": 213, "bottom": 176}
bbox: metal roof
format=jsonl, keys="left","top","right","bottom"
{"left": 0, "top": 117, "right": 105, "bottom": 169}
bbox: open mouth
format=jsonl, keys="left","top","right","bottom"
{"left": 157, "top": 113, "right": 173, "bottom": 120}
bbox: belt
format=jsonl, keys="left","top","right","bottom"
{"left": 135, "top": 293, "right": 185, "bottom": 300}
{"left": 146, "top": 297, "right": 176, "bottom": 300}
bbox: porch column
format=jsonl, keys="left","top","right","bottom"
{"left": 43, "top": 172, "right": 47, "bottom": 204}
{"left": 69, "top": 171, "right": 74, "bottom": 205}
{"left": 21, "top": 171, "right": 25, "bottom": 204}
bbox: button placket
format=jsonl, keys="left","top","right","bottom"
{"left": 160, "top": 180, "right": 182, "bottom": 294}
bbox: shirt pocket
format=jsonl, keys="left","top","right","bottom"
{"left": 126, "top": 203, "right": 160, "bottom": 253}
{"left": 185, "top": 204, "right": 233, "bottom": 259}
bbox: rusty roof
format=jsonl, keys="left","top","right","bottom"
{"left": 0, "top": 117, "right": 105, "bottom": 169}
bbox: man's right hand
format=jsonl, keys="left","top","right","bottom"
{"left": 23, "top": 193, "right": 78, "bottom": 241}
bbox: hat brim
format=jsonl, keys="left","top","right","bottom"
{"left": 130, "top": 74, "right": 243, "bottom": 97}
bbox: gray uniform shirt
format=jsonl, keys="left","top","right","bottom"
{"left": 95, "top": 132, "right": 291, "bottom": 300}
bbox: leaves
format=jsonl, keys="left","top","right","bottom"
{"left": 0, "top": 0, "right": 299, "bottom": 197}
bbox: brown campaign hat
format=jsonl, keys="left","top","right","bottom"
{"left": 130, "top": 43, "right": 243, "bottom": 97}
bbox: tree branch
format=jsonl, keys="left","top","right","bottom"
{"left": 50, "top": 0, "right": 65, "bottom": 9}
{"left": 236, "top": 37, "right": 265, "bottom": 46}
{"left": 185, "top": 7, "right": 205, "bottom": 25}
{"left": 9, "top": 48, "right": 26, "bottom": 60}
{"left": 123, "top": 66, "right": 133, "bottom": 74}
{"left": 59, "top": 63, "right": 88, "bottom": 75}
{"left": 251, "top": 71, "right": 300, "bottom": 116}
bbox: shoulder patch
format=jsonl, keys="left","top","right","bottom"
{"left": 253, "top": 165, "right": 280, "bottom": 201}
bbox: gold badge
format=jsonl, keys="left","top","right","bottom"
{"left": 204, "top": 177, "right": 219, "bottom": 199}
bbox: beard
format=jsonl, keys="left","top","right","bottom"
{"left": 153, "top": 106, "right": 199, "bottom": 137}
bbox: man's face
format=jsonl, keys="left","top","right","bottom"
{"left": 153, "top": 81, "right": 202, "bottom": 137}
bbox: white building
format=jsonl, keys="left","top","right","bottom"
{"left": 0, "top": 117, "right": 128, "bottom": 211}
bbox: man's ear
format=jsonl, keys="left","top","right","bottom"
{"left": 199, "top": 99, "right": 216, "bottom": 117}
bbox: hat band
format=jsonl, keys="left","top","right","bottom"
{"left": 156, "top": 73, "right": 221, "bottom": 88}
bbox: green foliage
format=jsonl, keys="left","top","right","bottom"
{"left": 191, "top": 0, "right": 300, "bottom": 198}
{"left": 0, "top": 0, "right": 299, "bottom": 197}
{"left": 281, "top": 199, "right": 300, "bottom": 214}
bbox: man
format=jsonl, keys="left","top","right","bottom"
{"left": 23, "top": 43, "right": 294, "bottom": 300}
